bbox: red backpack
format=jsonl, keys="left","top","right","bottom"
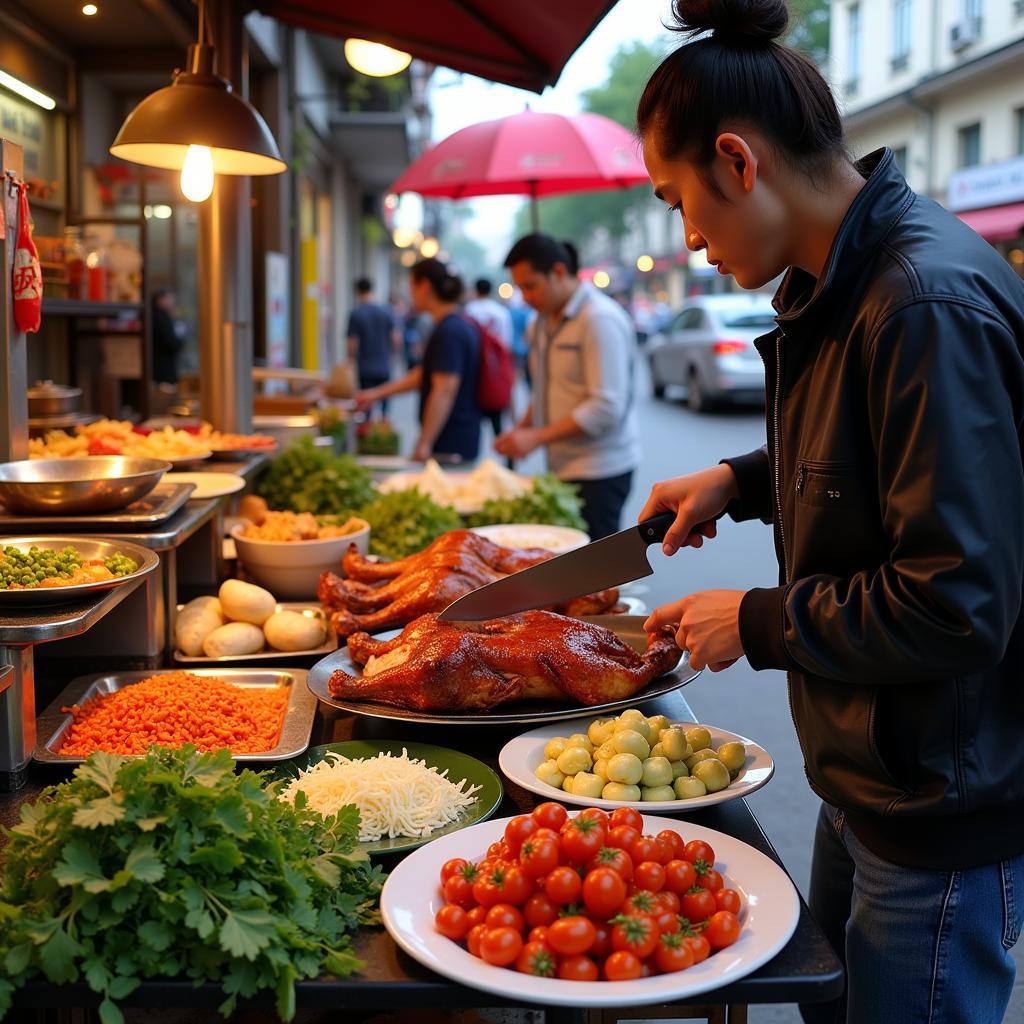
{"left": 465, "top": 315, "right": 515, "bottom": 413}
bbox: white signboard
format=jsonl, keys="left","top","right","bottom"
{"left": 948, "top": 155, "right": 1024, "bottom": 212}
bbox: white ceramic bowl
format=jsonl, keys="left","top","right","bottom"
{"left": 230, "top": 519, "right": 370, "bottom": 600}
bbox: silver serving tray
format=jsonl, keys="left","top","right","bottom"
{"left": 0, "top": 536, "right": 159, "bottom": 607}
{"left": 307, "top": 615, "right": 699, "bottom": 726}
{"left": 174, "top": 603, "right": 338, "bottom": 664}
{"left": 0, "top": 483, "right": 195, "bottom": 529}
{"left": 34, "top": 667, "right": 316, "bottom": 764}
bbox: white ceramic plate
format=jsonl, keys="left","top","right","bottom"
{"left": 165, "top": 472, "right": 245, "bottom": 500}
{"left": 470, "top": 523, "right": 590, "bottom": 553}
{"left": 381, "top": 811, "right": 799, "bottom": 1008}
{"left": 499, "top": 721, "right": 773, "bottom": 813}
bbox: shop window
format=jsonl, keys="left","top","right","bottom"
{"left": 846, "top": 3, "right": 862, "bottom": 95}
{"left": 891, "top": 0, "right": 912, "bottom": 70}
{"left": 957, "top": 122, "right": 981, "bottom": 169}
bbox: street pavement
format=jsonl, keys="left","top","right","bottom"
{"left": 381, "top": 354, "right": 1024, "bottom": 1023}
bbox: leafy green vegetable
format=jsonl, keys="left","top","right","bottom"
{"left": 467, "top": 473, "right": 587, "bottom": 531}
{"left": 255, "top": 437, "right": 375, "bottom": 516}
{"left": 358, "top": 488, "right": 463, "bottom": 560}
{"left": 0, "top": 747, "right": 383, "bottom": 1023}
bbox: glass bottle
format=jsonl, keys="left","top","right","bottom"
{"left": 85, "top": 236, "right": 108, "bottom": 303}
{"left": 63, "top": 226, "right": 86, "bottom": 301}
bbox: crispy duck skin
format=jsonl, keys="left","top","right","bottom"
{"left": 318, "top": 530, "right": 620, "bottom": 638}
{"left": 328, "top": 611, "right": 682, "bottom": 711}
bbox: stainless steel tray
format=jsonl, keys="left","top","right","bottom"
{"left": 174, "top": 603, "right": 337, "bottom": 664}
{"left": 34, "top": 667, "right": 316, "bottom": 764}
{"left": 0, "top": 536, "right": 159, "bottom": 607}
{"left": 307, "top": 615, "right": 700, "bottom": 726}
{"left": 0, "top": 483, "right": 195, "bottom": 529}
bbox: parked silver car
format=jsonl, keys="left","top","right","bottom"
{"left": 647, "top": 295, "right": 776, "bottom": 411}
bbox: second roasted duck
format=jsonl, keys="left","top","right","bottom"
{"left": 318, "top": 530, "right": 621, "bottom": 638}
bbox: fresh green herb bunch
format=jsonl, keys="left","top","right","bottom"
{"left": 358, "top": 488, "right": 462, "bottom": 560}
{"left": 255, "top": 437, "right": 375, "bottom": 516}
{"left": 467, "top": 474, "right": 587, "bottom": 532}
{"left": 0, "top": 747, "right": 383, "bottom": 1024}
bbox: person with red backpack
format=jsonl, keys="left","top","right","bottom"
{"left": 466, "top": 278, "right": 515, "bottom": 442}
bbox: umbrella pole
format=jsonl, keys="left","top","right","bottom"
{"left": 529, "top": 180, "right": 539, "bottom": 232}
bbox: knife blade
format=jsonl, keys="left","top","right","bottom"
{"left": 438, "top": 512, "right": 675, "bottom": 621}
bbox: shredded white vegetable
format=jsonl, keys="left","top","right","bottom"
{"left": 279, "top": 748, "right": 482, "bottom": 841}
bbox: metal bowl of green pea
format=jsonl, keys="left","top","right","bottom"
{"left": 0, "top": 536, "right": 159, "bottom": 606}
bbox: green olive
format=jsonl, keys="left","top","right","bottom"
{"left": 685, "top": 747, "right": 718, "bottom": 770}
{"left": 641, "top": 784, "right": 676, "bottom": 802}
{"left": 544, "top": 736, "right": 569, "bottom": 761}
{"left": 567, "top": 732, "right": 595, "bottom": 754}
{"left": 692, "top": 758, "right": 731, "bottom": 793}
{"left": 674, "top": 776, "right": 708, "bottom": 799}
{"left": 659, "top": 727, "right": 691, "bottom": 762}
{"left": 602, "top": 782, "right": 641, "bottom": 802}
{"left": 670, "top": 760, "right": 690, "bottom": 780}
{"left": 534, "top": 759, "right": 565, "bottom": 789}
{"left": 612, "top": 730, "right": 650, "bottom": 760}
{"left": 571, "top": 772, "right": 605, "bottom": 798}
{"left": 685, "top": 726, "right": 712, "bottom": 752}
{"left": 595, "top": 740, "right": 618, "bottom": 762}
{"left": 649, "top": 742, "right": 666, "bottom": 758}
{"left": 593, "top": 758, "right": 609, "bottom": 782}
{"left": 640, "top": 756, "right": 673, "bottom": 788}
{"left": 588, "top": 718, "right": 616, "bottom": 746}
{"left": 556, "top": 746, "right": 593, "bottom": 775}
{"left": 716, "top": 741, "right": 747, "bottom": 772}
{"left": 646, "top": 714, "right": 671, "bottom": 742}
{"left": 606, "top": 752, "right": 644, "bottom": 785}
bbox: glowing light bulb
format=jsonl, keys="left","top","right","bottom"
{"left": 636, "top": 254, "right": 654, "bottom": 273}
{"left": 593, "top": 270, "right": 611, "bottom": 289}
{"left": 180, "top": 145, "right": 214, "bottom": 202}
{"left": 498, "top": 282, "right": 514, "bottom": 300}
{"left": 419, "top": 237, "right": 440, "bottom": 259}
{"left": 344, "top": 39, "right": 413, "bottom": 77}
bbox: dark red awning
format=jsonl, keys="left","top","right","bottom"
{"left": 252, "top": 0, "right": 619, "bottom": 93}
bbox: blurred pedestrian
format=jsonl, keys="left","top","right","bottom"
{"left": 346, "top": 277, "right": 397, "bottom": 414}
{"left": 496, "top": 234, "right": 639, "bottom": 539}
{"left": 466, "top": 277, "right": 514, "bottom": 442}
{"left": 152, "top": 287, "right": 184, "bottom": 385}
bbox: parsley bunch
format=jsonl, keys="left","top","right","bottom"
{"left": 358, "top": 488, "right": 463, "bottom": 560}
{"left": 0, "top": 747, "right": 383, "bottom": 1023}
{"left": 467, "top": 474, "right": 587, "bottom": 532}
{"left": 255, "top": 437, "right": 375, "bottom": 516}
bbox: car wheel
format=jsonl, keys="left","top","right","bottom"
{"left": 686, "top": 368, "right": 710, "bottom": 412}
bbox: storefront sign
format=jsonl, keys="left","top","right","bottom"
{"left": 948, "top": 155, "right": 1024, "bottom": 212}
{"left": 0, "top": 91, "right": 60, "bottom": 191}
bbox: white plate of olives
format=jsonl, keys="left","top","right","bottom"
{"left": 498, "top": 709, "right": 774, "bottom": 813}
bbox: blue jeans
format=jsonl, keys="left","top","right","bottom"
{"left": 801, "top": 801, "right": 1024, "bottom": 1024}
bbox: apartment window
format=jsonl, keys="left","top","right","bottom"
{"left": 1016, "top": 107, "right": 1024, "bottom": 156}
{"left": 847, "top": 3, "right": 862, "bottom": 94}
{"left": 957, "top": 123, "right": 982, "bottom": 168}
{"left": 892, "top": 0, "right": 912, "bottom": 69}
{"left": 892, "top": 146, "right": 908, "bottom": 174}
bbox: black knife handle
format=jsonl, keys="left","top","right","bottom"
{"left": 636, "top": 512, "right": 676, "bottom": 545}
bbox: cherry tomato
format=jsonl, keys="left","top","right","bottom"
{"left": 639, "top": 959, "right": 658, "bottom": 978}
{"left": 545, "top": 866, "right": 583, "bottom": 905}
{"left": 520, "top": 835, "right": 560, "bottom": 879}
{"left": 697, "top": 867, "right": 724, "bottom": 893}
{"left": 561, "top": 817, "right": 606, "bottom": 864}
{"left": 634, "top": 861, "right": 666, "bottom": 893}
{"left": 607, "top": 825, "right": 641, "bottom": 852}
{"left": 654, "top": 932, "right": 695, "bottom": 973}
{"left": 682, "top": 932, "right": 711, "bottom": 964}
{"left": 441, "top": 858, "right": 469, "bottom": 883}
{"left": 577, "top": 807, "right": 610, "bottom": 829}
{"left": 715, "top": 888, "right": 742, "bottom": 915}
{"left": 523, "top": 892, "right": 559, "bottom": 928}
{"left": 434, "top": 904, "right": 471, "bottom": 940}
{"left": 527, "top": 925, "right": 550, "bottom": 945}
{"left": 683, "top": 839, "right": 716, "bottom": 866}
{"left": 705, "top": 910, "right": 742, "bottom": 950}
{"left": 486, "top": 903, "right": 526, "bottom": 932}
{"left": 466, "top": 905, "right": 488, "bottom": 928}
{"left": 681, "top": 887, "right": 717, "bottom": 923}
{"left": 664, "top": 859, "right": 698, "bottom": 895}
{"left": 589, "top": 919, "right": 613, "bottom": 959}
{"left": 654, "top": 836, "right": 676, "bottom": 865}
{"left": 629, "top": 835, "right": 660, "bottom": 865}
{"left": 516, "top": 940, "right": 558, "bottom": 977}
{"left": 581, "top": 866, "right": 628, "bottom": 919}
{"left": 467, "top": 923, "right": 489, "bottom": 958}
{"left": 654, "top": 890, "right": 681, "bottom": 914}
{"left": 653, "top": 907, "right": 681, "bottom": 935}
{"left": 610, "top": 913, "right": 659, "bottom": 959}
{"left": 480, "top": 926, "right": 524, "bottom": 967}
{"left": 604, "top": 950, "right": 643, "bottom": 981}
{"left": 609, "top": 807, "right": 644, "bottom": 832}
{"left": 657, "top": 829, "right": 686, "bottom": 861}
{"left": 557, "top": 953, "right": 599, "bottom": 982}
{"left": 474, "top": 865, "right": 531, "bottom": 908}
{"left": 547, "top": 916, "right": 598, "bottom": 956}
{"left": 487, "top": 841, "right": 506, "bottom": 860}
{"left": 504, "top": 815, "right": 540, "bottom": 855}
{"left": 532, "top": 801, "right": 569, "bottom": 832}
{"left": 623, "top": 890, "right": 659, "bottom": 916}
{"left": 588, "top": 846, "right": 633, "bottom": 882}
{"left": 443, "top": 874, "right": 475, "bottom": 908}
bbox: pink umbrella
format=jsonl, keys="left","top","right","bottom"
{"left": 390, "top": 109, "right": 650, "bottom": 230}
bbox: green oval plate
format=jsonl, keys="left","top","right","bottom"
{"left": 270, "top": 740, "right": 504, "bottom": 856}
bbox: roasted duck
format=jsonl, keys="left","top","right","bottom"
{"left": 327, "top": 611, "right": 682, "bottom": 712}
{"left": 318, "top": 530, "right": 620, "bottom": 638}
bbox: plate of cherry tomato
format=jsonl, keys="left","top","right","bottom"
{"left": 380, "top": 802, "right": 800, "bottom": 1007}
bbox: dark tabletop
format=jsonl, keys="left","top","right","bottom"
{"left": 5, "top": 689, "right": 844, "bottom": 1015}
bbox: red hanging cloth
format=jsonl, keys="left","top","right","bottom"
{"left": 13, "top": 182, "right": 41, "bottom": 333}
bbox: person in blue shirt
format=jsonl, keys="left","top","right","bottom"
{"left": 346, "top": 277, "right": 397, "bottom": 414}
{"left": 356, "top": 259, "right": 482, "bottom": 463}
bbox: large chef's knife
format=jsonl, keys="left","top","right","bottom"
{"left": 438, "top": 512, "right": 675, "bottom": 621}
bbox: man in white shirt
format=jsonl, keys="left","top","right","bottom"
{"left": 465, "top": 278, "right": 514, "bottom": 441}
{"left": 495, "top": 235, "right": 640, "bottom": 539}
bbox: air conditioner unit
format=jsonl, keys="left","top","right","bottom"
{"left": 949, "top": 18, "right": 979, "bottom": 51}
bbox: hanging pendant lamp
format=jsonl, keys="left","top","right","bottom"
{"left": 110, "top": 0, "right": 285, "bottom": 201}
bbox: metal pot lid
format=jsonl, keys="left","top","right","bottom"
{"left": 28, "top": 380, "right": 83, "bottom": 399}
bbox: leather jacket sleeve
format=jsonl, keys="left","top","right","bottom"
{"left": 721, "top": 447, "right": 773, "bottom": 524}
{"left": 739, "top": 300, "right": 1024, "bottom": 683}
